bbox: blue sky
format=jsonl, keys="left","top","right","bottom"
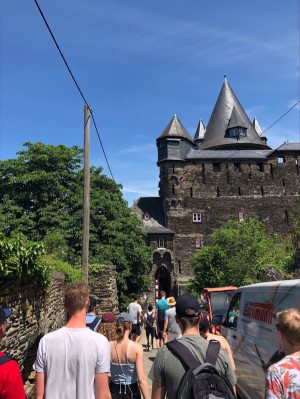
{"left": 1, "top": 1, "right": 299, "bottom": 205}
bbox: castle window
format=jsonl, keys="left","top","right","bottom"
{"left": 143, "top": 212, "right": 150, "bottom": 220}
{"left": 172, "top": 184, "right": 175, "bottom": 195}
{"left": 226, "top": 127, "right": 247, "bottom": 138}
{"left": 192, "top": 212, "right": 203, "bottom": 223}
{"left": 234, "top": 163, "right": 241, "bottom": 172}
{"left": 158, "top": 238, "right": 165, "bottom": 248}
{"left": 238, "top": 212, "right": 244, "bottom": 222}
{"left": 277, "top": 156, "right": 285, "bottom": 164}
{"left": 190, "top": 187, "right": 193, "bottom": 198}
{"left": 195, "top": 237, "right": 203, "bottom": 248}
{"left": 213, "top": 163, "right": 221, "bottom": 172}
{"left": 167, "top": 140, "right": 180, "bottom": 147}
{"left": 178, "top": 260, "right": 182, "bottom": 274}
{"left": 285, "top": 210, "right": 289, "bottom": 224}
{"left": 257, "top": 162, "right": 264, "bottom": 172}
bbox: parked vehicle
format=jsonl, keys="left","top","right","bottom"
{"left": 200, "top": 286, "right": 236, "bottom": 334}
{"left": 213, "top": 279, "right": 300, "bottom": 399}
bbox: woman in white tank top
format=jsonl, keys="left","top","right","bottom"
{"left": 109, "top": 312, "right": 150, "bottom": 399}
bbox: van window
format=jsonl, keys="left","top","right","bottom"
{"left": 226, "top": 292, "right": 241, "bottom": 329}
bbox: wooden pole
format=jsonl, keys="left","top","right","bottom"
{"left": 82, "top": 105, "right": 90, "bottom": 284}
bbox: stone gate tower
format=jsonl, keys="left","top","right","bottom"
{"left": 132, "top": 78, "right": 300, "bottom": 303}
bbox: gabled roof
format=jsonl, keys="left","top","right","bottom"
{"left": 227, "top": 107, "right": 245, "bottom": 129}
{"left": 194, "top": 120, "right": 206, "bottom": 142}
{"left": 132, "top": 197, "right": 174, "bottom": 234}
{"left": 158, "top": 114, "right": 194, "bottom": 143}
{"left": 200, "top": 78, "right": 270, "bottom": 150}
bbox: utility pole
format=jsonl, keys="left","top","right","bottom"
{"left": 82, "top": 105, "right": 90, "bottom": 284}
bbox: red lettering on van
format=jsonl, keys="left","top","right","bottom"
{"left": 243, "top": 302, "right": 273, "bottom": 324}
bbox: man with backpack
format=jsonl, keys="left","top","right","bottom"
{"left": 0, "top": 306, "right": 26, "bottom": 399}
{"left": 155, "top": 291, "right": 169, "bottom": 348}
{"left": 144, "top": 304, "right": 156, "bottom": 350}
{"left": 149, "top": 294, "right": 237, "bottom": 399}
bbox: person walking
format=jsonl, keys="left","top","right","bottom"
{"left": 149, "top": 294, "right": 236, "bottom": 399}
{"left": 110, "top": 312, "right": 150, "bottom": 399}
{"left": 86, "top": 296, "right": 101, "bottom": 331}
{"left": 162, "top": 297, "right": 181, "bottom": 343}
{"left": 265, "top": 308, "right": 300, "bottom": 399}
{"left": 155, "top": 291, "right": 169, "bottom": 348}
{"left": 199, "top": 310, "right": 235, "bottom": 370}
{"left": 128, "top": 296, "right": 143, "bottom": 342}
{"left": 0, "top": 307, "right": 26, "bottom": 399}
{"left": 34, "top": 283, "right": 111, "bottom": 399}
{"left": 144, "top": 304, "right": 156, "bottom": 350}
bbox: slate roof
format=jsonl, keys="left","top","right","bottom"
{"left": 194, "top": 120, "right": 206, "bottom": 142}
{"left": 253, "top": 117, "right": 265, "bottom": 137}
{"left": 132, "top": 197, "right": 174, "bottom": 234}
{"left": 269, "top": 143, "right": 300, "bottom": 154}
{"left": 186, "top": 149, "right": 272, "bottom": 160}
{"left": 200, "top": 78, "right": 270, "bottom": 150}
{"left": 158, "top": 114, "right": 194, "bottom": 143}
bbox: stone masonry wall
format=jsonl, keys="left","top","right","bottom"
{"left": 0, "top": 266, "right": 119, "bottom": 397}
{"left": 159, "top": 154, "right": 300, "bottom": 277}
{"left": 89, "top": 265, "right": 119, "bottom": 314}
{"left": 0, "top": 272, "right": 66, "bottom": 397}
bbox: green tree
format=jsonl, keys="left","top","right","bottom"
{"left": 191, "top": 219, "right": 295, "bottom": 292}
{"left": 0, "top": 142, "right": 151, "bottom": 306}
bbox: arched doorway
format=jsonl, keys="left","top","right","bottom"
{"left": 154, "top": 266, "right": 171, "bottom": 301}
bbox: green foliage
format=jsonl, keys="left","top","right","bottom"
{"left": 0, "top": 234, "right": 51, "bottom": 285}
{"left": 191, "top": 219, "right": 295, "bottom": 292}
{"left": 43, "top": 255, "right": 82, "bottom": 283}
{"left": 0, "top": 142, "right": 151, "bottom": 306}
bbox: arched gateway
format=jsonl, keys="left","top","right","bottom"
{"left": 154, "top": 266, "right": 171, "bottom": 301}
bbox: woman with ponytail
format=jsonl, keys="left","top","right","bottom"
{"left": 109, "top": 312, "right": 150, "bottom": 399}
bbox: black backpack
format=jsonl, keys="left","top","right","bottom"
{"left": 167, "top": 340, "right": 235, "bottom": 399}
{"left": 86, "top": 316, "right": 100, "bottom": 331}
{"left": 146, "top": 312, "right": 154, "bottom": 328}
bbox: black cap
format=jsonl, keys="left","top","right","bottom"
{"left": 0, "top": 308, "right": 12, "bottom": 325}
{"left": 176, "top": 294, "right": 201, "bottom": 317}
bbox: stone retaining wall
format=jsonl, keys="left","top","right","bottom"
{"left": 0, "top": 265, "right": 119, "bottom": 397}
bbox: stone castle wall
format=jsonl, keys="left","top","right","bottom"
{"left": 159, "top": 154, "right": 300, "bottom": 276}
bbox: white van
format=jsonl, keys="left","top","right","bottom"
{"left": 217, "top": 279, "right": 300, "bottom": 399}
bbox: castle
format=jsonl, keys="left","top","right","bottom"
{"left": 132, "top": 78, "right": 300, "bottom": 302}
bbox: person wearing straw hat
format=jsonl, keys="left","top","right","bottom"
{"left": 163, "top": 296, "right": 181, "bottom": 343}
{"left": 0, "top": 306, "right": 26, "bottom": 399}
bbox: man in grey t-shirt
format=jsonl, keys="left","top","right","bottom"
{"left": 149, "top": 294, "right": 237, "bottom": 399}
{"left": 163, "top": 296, "right": 181, "bottom": 342}
{"left": 127, "top": 295, "right": 143, "bottom": 342}
{"left": 34, "top": 283, "right": 111, "bottom": 399}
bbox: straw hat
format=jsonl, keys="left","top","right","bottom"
{"left": 168, "top": 296, "right": 176, "bottom": 306}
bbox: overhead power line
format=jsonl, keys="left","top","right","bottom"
{"left": 263, "top": 100, "right": 300, "bottom": 134}
{"left": 33, "top": 0, "right": 115, "bottom": 182}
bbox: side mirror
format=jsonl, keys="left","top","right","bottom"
{"left": 211, "top": 314, "right": 223, "bottom": 326}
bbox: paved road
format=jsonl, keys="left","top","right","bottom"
{"left": 139, "top": 327, "right": 158, "bottom": 395}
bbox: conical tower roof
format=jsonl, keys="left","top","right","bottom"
{"left": 194, "top": 119, "right": 206, "bottom": 142}
{"left": 200, "top": 78, "right": 270, "bottom": 150}
{"left": 158, "top": 114, "right": 194, "bottom": 143}
{"left": 253, "top": 117, "right": 266, "bottom": 137}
